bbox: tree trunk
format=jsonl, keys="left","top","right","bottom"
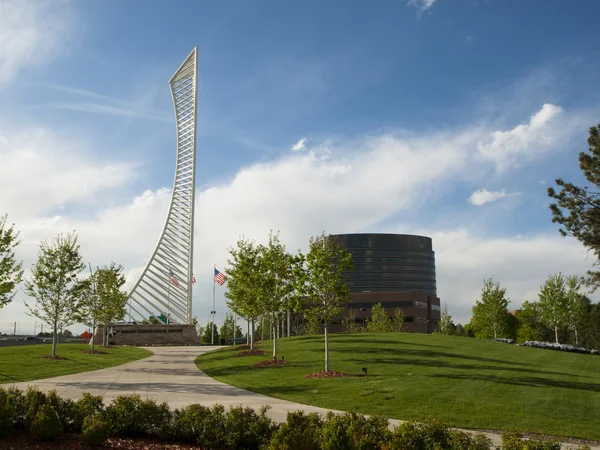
{"left": 574, "top": 328, "right": 579, "bottom": 346}
{"left": 493, "top": 323, "right": 497, "bottom": 339}
{"left": 262, "top": 316, "right": 264, "bottom": 341}
{"left": 250, "top": 318, "right": 254, "bottom": 350}
{"left": 272, "top": 316, "right": 277, "bottom": 360}
{"left": 246, "top": 320, "right": 250, "bottom": 345}
{"left": 555, "top": 326, "right": 559, "bottom": 344}
{"left": 91, "top": 318, "right": 96, "bottom": 351}
{"left": 52, "top": 321, "right": 58, "bottom": 357}
{"left": 324, "top": 321, "right": 329, "bottom": 372}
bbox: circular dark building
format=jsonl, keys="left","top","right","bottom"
{"left": 331, "top": 233, "right": 437, "bottom": 295}
{"left": 330, "top": 233, "right": 440, "bottom": 334}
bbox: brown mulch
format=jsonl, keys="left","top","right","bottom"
{"left": 39, "top": 355, "right": 69, "bottom": 361}
{"left": 234, "top": 349, "right": 267, "bottom": 357}
{"left": 305, "top": 370, "right": 352, "bottom": 378}
{"left": 0, "top": 432, "right": 206, "bottom": 449}
{"left": 252, "top": 359, "right": 289, "bottom": 367}
{"left": 80, "top": 349, "right": 107, "bottom": 355}
{"left": 235, "top": 344, "right": 250, "bottom": 350}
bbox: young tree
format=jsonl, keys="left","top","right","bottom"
{"left": 471, "top": 278, "right": 510, "bottom": 339}
{"left": 538, "top": 273, "right": 570, "bottom": 344}
{"left": 257, "top": 231, "right": 296, "bottom": 360}
{"left": 225, "top": 238, "right": 263, "bottom": 349}
{"left": 342, "top": 308, "right": 362, "bottom": 332}
{"left": 95, "top": 263, "right": 128, "bottom": 346}
{"left": 0, "top": 214, "right": 24, "bottom": 310}
{"left": 201, "top": 322, "right": 219, "bottom": 344}
{"left": 192, "top": 317, "right": 204, "bottom": 344}
{"left": 220, "top": 311, "right": 243, "bottom": 342}
{"left": 438, "top": 303, "right": 454, "bottom": 335}
{"left": 565, "top": 275, "right": 590, "bottom": 346}
{"left": 515, "top": 301, "right": 548, "bottom": 342}
{"left": 392, "top": 308, "right": 405, "bottom": 332}
{"left": 367, "top": 303, "right": 394, "bottom": 332}
{"left": 548, "top": 125, "right": 600, "bottom": 290}
{"left": 24, "top": 232, "right": 85, "bottom": 357}
{"left": 300, "top": 232, "right": 354, "bottom": 372}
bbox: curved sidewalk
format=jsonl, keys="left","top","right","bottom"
{"left": 5, "top": 346, "right": 594, "bottom": 450}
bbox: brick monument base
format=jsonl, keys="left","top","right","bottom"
{"left": 93, "top": 324, "right": 199, "bottom": 346}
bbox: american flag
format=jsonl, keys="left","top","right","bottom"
{"left": 191, "top": 274, "right": 196, "bottom": 284}
{"left": 169, "top": 270, "right": 179, "bottom": 287}
{"left": 214, "top": 268, "right": 226, "bottom": 286}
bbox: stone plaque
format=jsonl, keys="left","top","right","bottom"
{"left": 92, "top": 324, "right": 199, "bottom": 346}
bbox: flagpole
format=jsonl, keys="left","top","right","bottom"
{"left": 212, "top": 264, "right": 216, "bottom": 345}
{"left": 167, "top": 270, "right": 171, "bottom": 324}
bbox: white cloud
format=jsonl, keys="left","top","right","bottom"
{"left": 0, "top": 0, "right": 77, "bottom": 85}
{"left": 478, "top": 103, "right": 564, "bottom": 171}
{"left": 0, "top": 103, "right": 594, "bottom": 334}
{"left": 407, "top": 0, "right": 438, "bottom": 12}
{"left": 291, "top": 137, "right": 308, "bottom": 152}
{"left": 468, "top": 188, "right": 521, "bottom": 206}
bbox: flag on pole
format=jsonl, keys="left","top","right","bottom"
{"left": 191, "top": 274, "right": 196, "bottom": 284}
{"left": 169, "top": 269, "right": 179, "bottom": 287}
{"left": 214, "top": 268, "right": 226, "bottom": 286}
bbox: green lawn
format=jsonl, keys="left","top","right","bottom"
{"left": 196, "top": 333, "right": 600, "bottom": 441}
{"left": 0, "top": 344, "right": 152, "bottom": 383}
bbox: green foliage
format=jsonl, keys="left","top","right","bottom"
{"left": 24, "top": 386, "right": 47, "bottom": 431}
{"left": 438, "top": 303, "right": 455, "bottom": 335}
{"left": 23, "top": 231, "right": 85, "bottom": 356}
{"left": 501, "top": 431, "right": 561, "bottom": 450}
{"left": 46, "top": 389, "right": 78, "bottom": 432}
{"left": 367, "top": 303, "right": 394, "bottom": 332}
{"left": 75, "top": 392, "right": 105, "bottom": 431}
{"left": 220, "top": 311, "right": 243, "bottom": 342}
{"left": 0, "top": 388, "right": 16, "bottom": 438}
{"left": 548, "top": 124, "right": 600, "bottom": 289}
{"left": 0, "top": 214, "right": 24, "bottom": 309}
{"left": 472, "top": 278, "right": 510, "bottom": 339}
{"left": 319, "top": 412, "right": 391, "bottom": 450}
{"left": 538, "top": 273, "right": 570, "bottom": 344}
{"left": 342, "top": 308, "right": 363, "bottom": 333}
{"left": 224, "top": 405, "right": 277, "bottom": 449}
{"left": 305, "top": 315, "right": 323, "bottom": 335}
{"left": 390, "top": 419, "right": 491, "bottom": 450}
{"left": 172, "top": 403, "right": 227, "bottom": 448}
{"left": 515, "top": 301, "right": 549, "bottom": 343}
{"left": 201, "top": 322, "right": 219, "bottom": 344}
{"left": 29, "top": 403, "right": 64, "bottom": 441}
{"left": 81, "top": 414, "right": 110, "bottom": 447}
{"left": 267, "top": 411, "right": 323, "bottom": 450}
{"left": 104, "top": 394, "right": 170, "bottom": 437}
{"left": 392, "top": 307, "right": 406, "bottom": 332}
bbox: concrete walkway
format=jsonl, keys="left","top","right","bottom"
{"left": 5, "top": 346, "right": 594, "bottom": 449}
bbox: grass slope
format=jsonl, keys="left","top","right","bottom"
{"left": 196, "top": 333, "right": 600, "bottom": 441}
{"left": 0, "top": 344, "right": 152, "bottom": 383}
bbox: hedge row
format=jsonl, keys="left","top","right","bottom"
{"left": 0, "top": 386, "right": 592, "bottom": 449}
{"left": 521, "top": 341, "right": 600, "bottom": 355}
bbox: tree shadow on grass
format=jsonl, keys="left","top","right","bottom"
{"left": 429, "top": 373, "right": 600, "bottom": 393}
{"left": 329, "top": 335, "right": 451, "bottom": 349}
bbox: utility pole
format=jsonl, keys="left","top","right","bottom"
{"left": 13, "top": 321, "right": 16, "bottom": 336}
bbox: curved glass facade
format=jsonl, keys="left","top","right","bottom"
{"left": 332, "top": 233, "right": 437, "bottom": 295}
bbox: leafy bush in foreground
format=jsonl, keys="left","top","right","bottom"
{"left": 81, "top": 414, "right": 110, "bottom": 447}
{"left": 29, "top": 403, "right": 63, "bottom": 441}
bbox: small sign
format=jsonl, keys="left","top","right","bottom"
{"left": 81, "top": 331, "right": 91, "bottom": 340}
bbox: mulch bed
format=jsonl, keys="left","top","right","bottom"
{"left": 80, "top": 349, "right": 107, "bottom": 355}
{"left": 39, "top": 355, "right": 69, "bottom": 361}
{"left": 252, "top": 359, "right": 289, "bottom": 367}
{"left": 234, "top": 349, "right": 267, "bottom": 357}
{"left": 235, "top": 344, "right": 250, "bottom": 350}
{"left": 305, "top": 370, "right": 352, "bottom": 378}
{"left": 0, "top": 433, "right": 206, "bottom": 449}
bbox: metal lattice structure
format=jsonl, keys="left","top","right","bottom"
{"left": 127, "top": 48, "right": 197, "bottom": 325}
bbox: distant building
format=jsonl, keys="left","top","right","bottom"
{"left": 329, "top": 233, "right": 441, "bottom": 333}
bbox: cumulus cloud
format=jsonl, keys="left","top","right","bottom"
{"left": 468, "top": 188, "right": 521, "bottom": 206}
{"left": 0, "top": 0, "right": 77, "bottom": 85}
{"left": 291, "top": 137, "right": 308, "bottom": 152}
{"left": 406, "top": 0, "right": 438, "bottom": 12}
{"left": 478, "top": 103, "right": 564, "bottom": 171}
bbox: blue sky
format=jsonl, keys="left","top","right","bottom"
{"left": 1, "top": 0, "right": 600, "bottom": 334}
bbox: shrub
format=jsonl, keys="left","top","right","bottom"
{"left": 390, "top": 419, "right": 492, "bottom": 450}
{"left": 74, "top": 392, "right": 105, "bottom": 432}
{"left": 0, "top": 391, "right": 15, "bottom": 438}
{"left": 24, "top": 386, "right": 47, "bottom": 431}
{"left": 224, "top": 405, "right": 277, "bottom": 449}
{"left": 319, "top": 412, "right": 391, "bottom": 450}
{"left": 267, "top": 411, "right": 323, "bottom": 450}
{"left": 81, "top": 414, "right": 110, "bottom": 447}
{"left": 172, "top": 403, "right": 227, "bottom": 447}
{"left": 46, "top": 389, "right": 78, "bottom": 432}
{"left": 0, "top": 386, "right": 26, "bottom": 429}
{"left": 29, "top": 403, "right": 64, "bottom": 441}
{"left": 104, "top": 394, "right": 170, "bottom": 437}
{"left": 501, "top": 431, "right": 561, "bottom": 450}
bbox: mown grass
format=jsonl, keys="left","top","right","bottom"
{"left": 0, "top": 344, "right": 152, "bottom": 383}
{"left": 196, "top": 333, "right": 600, "bottom": 441}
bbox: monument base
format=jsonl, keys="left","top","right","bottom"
{"left": 93, "top": 324, "right": 199, "bottom": 346}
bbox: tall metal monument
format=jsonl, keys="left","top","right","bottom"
{"left": 127, "top": 48, "right": 197, "bottom": 325}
